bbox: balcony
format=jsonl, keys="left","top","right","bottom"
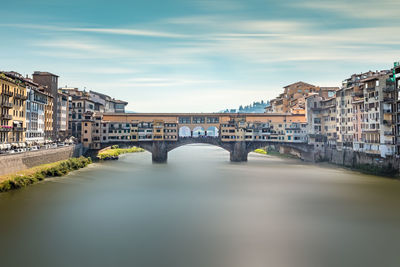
{"left": 14, "top": 93, "right": 27, "bottom": 100}
{"left": 383, "top": 120, "right": 393, "bottom": 126}
{"left": 13, "top": 127, "right": 26, "bottom": 132}
{"left": 0, "top": 101, "right": 12, "bottom": 108}
{"left": 2, "top": 91, "right": 13, "bottom": 97}
{"left": 384, "top": 131, "right": 394, "bottom": 136}
{"left": 383, "top": 109, "right": 392, "bottom": 113}
{"left": 351, "top": 91, "right": 363, "bottom": 97}
{"left": 366, "top": 86, "right": 376, "bottom": 91}
{"left": 0, "top": 126, "right": 12, "bottom": 132}
{"left": 383, "top": 86, "right": 395, "bottom": 93}
{"left": 0, "top": 114, "right": 12, "bottom": 120}
{"left": 383, "top": 97, "right": 394, "bottom": 102}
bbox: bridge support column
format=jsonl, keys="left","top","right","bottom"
{"left": 230, "top": 141, "right": 248, "bottom": 162}
{"left": 152, "top": 141, "right": 168, "bottom": 163}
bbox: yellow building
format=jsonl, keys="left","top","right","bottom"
{"left": 44, "top": 92, "right": 54, "bottom": 141}
{"left": 153, "top": 120, "right": 164, "bottom": 140}
{"left": 130, "top": 121, "right": 139, "bottom": 141}
{"left": 0, "top": 73, "right": 27, "bottom": 145}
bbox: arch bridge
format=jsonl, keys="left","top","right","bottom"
{"left": 86, "top": 113, "right": 314, "bottom": 163}
{"left": 99, "top": 138, "right": 314, "bottom": 163}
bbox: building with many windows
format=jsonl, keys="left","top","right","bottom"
{"left": 25, "top": 81, "right": 47, "bottom": 145}
{"left": 32, "top": 71, "right": 59, "bottom": 139}
{"left": 56, "top": 90, "right": 70, "bottom": 138}
{"left": 0, "top": 72, "right": 27, "bottom": 146}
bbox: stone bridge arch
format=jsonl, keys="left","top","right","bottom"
{"left": 97, "top": 140, "right": 315, "bottom": 163}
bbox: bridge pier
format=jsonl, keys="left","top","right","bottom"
{"left": 152, "top": 141, "right": 168, "bottom": 163}
{"left": 230, "top": 141, "right": 248, "bottom": 162}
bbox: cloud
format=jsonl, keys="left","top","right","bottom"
{"left": 89, "top": 77, "right": 226, "bottom": 88}
{"left": 0, "top": 24, "right": 187, "bottom": 38}
{"left": 67, "top": 27, "right": 186, "bottom": 38}
{"left": 296, "top": 0, "right": 400, "bottom": 20}
{"left": 34, "top": 38, "right": 139, "bottom": 59}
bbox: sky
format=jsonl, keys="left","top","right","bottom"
{"left": 1, "top": 0, "right": 400, "bottom": 112}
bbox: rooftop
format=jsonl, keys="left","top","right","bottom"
{"left": 33, "top": 71, "right": 59, "bottom": 77}
{"left": 283, "top": 81, "right": 316, "bottom": 88}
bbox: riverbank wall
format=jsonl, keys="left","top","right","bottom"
{"left": 0, "top": 144, "right": 83, "bottom": 176}
{"left": 322, "top": 148, "right": 400, "bottom": 176}
{"left": 266, "top": 144, "right": 400, "bottom": 176}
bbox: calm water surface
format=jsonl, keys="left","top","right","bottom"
{"left": 1, "top": 145, "right": 400, "bottom": 267}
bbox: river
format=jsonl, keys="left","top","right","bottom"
{"left": 0, "top": 145, "right": 400, "bottom": 267}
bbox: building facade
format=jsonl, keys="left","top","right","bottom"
{"left": 56, "top": 91, "right": 70, "bottom": 138}
{"left": 0, "top": 73, "right": 27, "bottom": 146}
{"left": 32, "top": 71, "right": 59, "bottom": 139}
{"left": 25, "top": 82, "right": 47, "bottom": 144}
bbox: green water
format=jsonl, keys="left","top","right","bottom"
{"left": 0, "top": 145, "right": 400, "bottom": 267}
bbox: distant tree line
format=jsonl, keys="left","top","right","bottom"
{"left": 221, "top": 100, "right": 270, "bottom": 113}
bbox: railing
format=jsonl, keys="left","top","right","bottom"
{"left": 109, "top": 126, "right": 130, "bottom": 130}
{"left": 383, "top": 86, "right": 395, "bottom": 92}
{"left": 0, "top": 102, "right": 12, "bottom": 108}
{"left": 383, "top": 97, "right": 394, "bottom": 102}
{"left": 384, "top": 131, "right": 394, "bottom": 136}
{"left": 14, "top": 93, "right": 27, "bottom": 100}
{"left": 13, "top": 127, "right": 26, "bottom": 132}
{"left": 383, "top": 109, "right": 392, "bottom": 113}
{"left": 351, "top": 91, "right": 364, "bottom": 97}
{"left": 0, "top": 114, "right": 12, "bottom": 120}
{"left": 0, "top": 126, "right": 12, "bottom": 132}
{"left": 1, "top": 91, "right": 13, "bottom": 97}
{"left": 383, "top": 120, "right": 393, "bottom": 125}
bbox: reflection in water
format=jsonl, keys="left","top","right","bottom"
{"left": 0, "top": 144, "right": 400, "bottom": 267}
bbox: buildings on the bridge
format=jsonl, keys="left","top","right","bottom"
{"left": 80, "top": 113, "right": 308, "bottom": 149}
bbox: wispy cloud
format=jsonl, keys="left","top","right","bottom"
{"left": 34, "top": 38, "right": 139, "bottom": 59}
{"left": 0, "top": 24, "right": 187, "bottom": 38}
{"left": 296, "top": 0, "right": 400, "bottom": 19}
{"left": 68, "top": 27, "right": 186, "bottom": 38}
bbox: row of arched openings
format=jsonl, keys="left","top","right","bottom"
{"left": 178, "top": 126, "right": 219, "bottom": 138}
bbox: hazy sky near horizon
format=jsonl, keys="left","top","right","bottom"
{"left": 1, "top": 0, "right": 400, "bottom": 112}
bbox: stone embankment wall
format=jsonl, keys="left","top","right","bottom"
{"left": 323, "top": 148, "right": 400, "bottom": 173}
{"left": 0, "top": 144, "right": 83, "bottom": 176}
